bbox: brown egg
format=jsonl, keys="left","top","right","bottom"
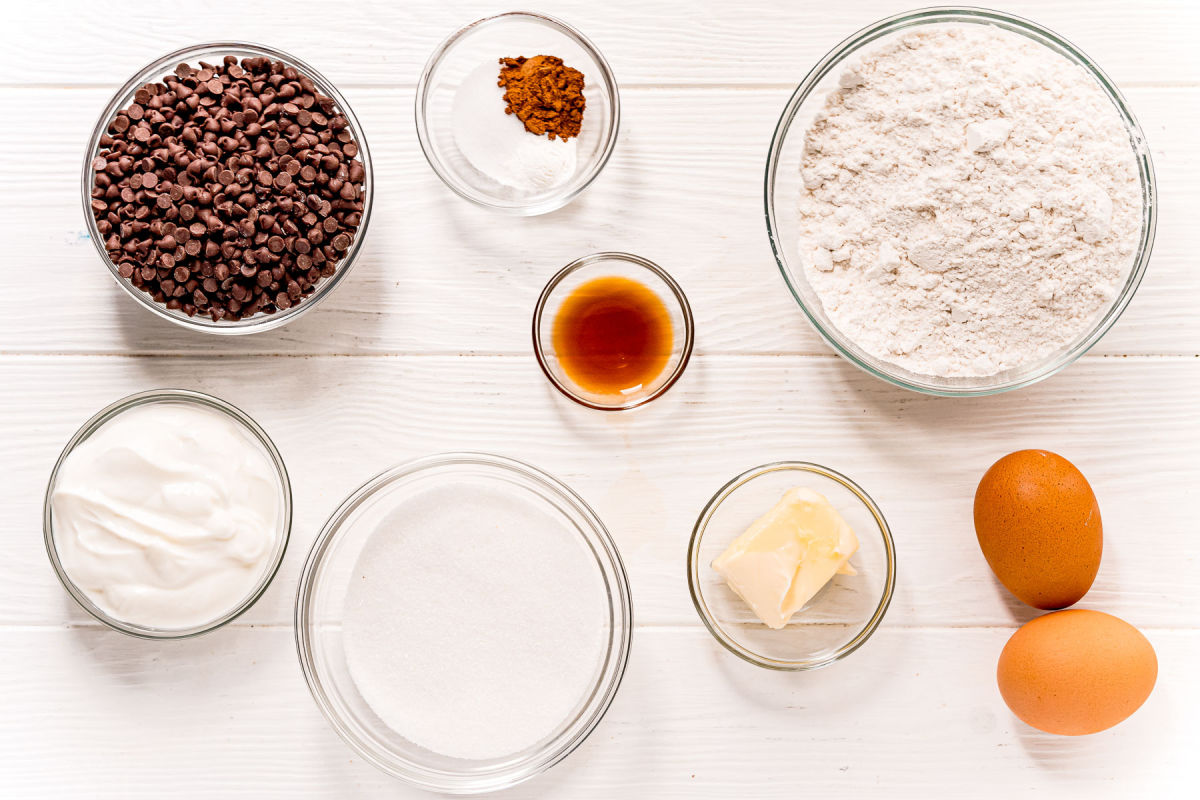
{"left": 997, "top": 609, "right": 1157, "bottom": 735}
{"left": 974, "top": 450, "right": 1101, "bottom": 609}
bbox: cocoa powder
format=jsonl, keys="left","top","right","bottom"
{"left": 497, "top": 55, "right": 585, "bottom": 141}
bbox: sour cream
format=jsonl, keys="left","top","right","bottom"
{"left": 49, "top": 400, "right": 285, "bottom": 631}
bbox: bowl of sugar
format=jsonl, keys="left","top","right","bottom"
{"left": 295, "top": 452, "right": 632, "bottom": 794}
{"left": 415, "top": 11, "right": 620, "bottom": 215}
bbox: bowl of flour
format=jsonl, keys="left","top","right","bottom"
{"left": 765, "top": 8, "right": 1156, "bottom": 395}
{"left": 295, "top": 453, "right": 632, "bottom": 793}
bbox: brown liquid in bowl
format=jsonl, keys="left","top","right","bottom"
{"left": 551, "top": 276, "right": 673, "bottom": 396}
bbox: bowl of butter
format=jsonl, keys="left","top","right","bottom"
{"left": 687, "top": 462, "right": 895, "bottom": 670}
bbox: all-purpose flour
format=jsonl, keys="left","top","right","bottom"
{"left": 797, "top": 26, "right": 1142, "bottom": 378}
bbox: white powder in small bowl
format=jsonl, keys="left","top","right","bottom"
{"left": 796, "top": 25, "right": 1143, "bottom": 378}
{"left": 452, "top": 60, "right": 578, "bottom": 191}
{"left": 342, "top": 479, "right": 609, "bottom": 761}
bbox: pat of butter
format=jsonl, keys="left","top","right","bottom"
{"left": 712, "top": 488, "right": 859, "bottom": 629}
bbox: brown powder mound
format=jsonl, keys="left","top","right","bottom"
{"left": 497, "top": 55, "right": 585, "bottom": 141}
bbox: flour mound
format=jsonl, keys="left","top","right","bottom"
{"left": 797, "top": 26, "right": 1142, "bottom": 378}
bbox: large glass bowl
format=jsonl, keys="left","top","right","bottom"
{"left": 82, "top": 42, "right": 374, "bottom": 334}
{"left": 43, "top": 389, "right": 293, "bottom": 639}
{"left": 765, "top": 7, "right": 1156, "bottom": 396}
{"left": 294, "top": 453, "right": 632, "bottom": 794}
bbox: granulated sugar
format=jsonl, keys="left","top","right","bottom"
{"left": 797, "top": 25, "right": 1142, "bottom": 378}
{"left": 342, "top": 480, "right": 608, "bottom": 761}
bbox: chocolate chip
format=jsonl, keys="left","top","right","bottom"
{"left": 89, "top": 55, "right": 366, "bottom": 322}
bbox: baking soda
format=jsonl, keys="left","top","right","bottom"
{"left": 342, "top": 480, "right": 608, "bottom": 760}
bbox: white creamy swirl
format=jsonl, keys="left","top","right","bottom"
{"left": 50, "top": 401, "right": 283, "bottom": 630}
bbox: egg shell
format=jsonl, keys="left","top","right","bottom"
{"left": 997, "top": 609, "right": 1157, "bottom": 735}
{"left": 974, "top": 450, "right": 1101, "bottom": 609}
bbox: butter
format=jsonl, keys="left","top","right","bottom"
{"left": 712, "top": 488, "right": 859, "bottom": 629}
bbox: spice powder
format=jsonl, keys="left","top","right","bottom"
{"left": 498, "top": 55, "right": 586, "bottom": 141}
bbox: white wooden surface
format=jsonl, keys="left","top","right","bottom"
{"left": 1, "top": 1, "right": 1196, "bottom": 797}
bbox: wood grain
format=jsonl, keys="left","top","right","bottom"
{"left": 1, "top": 2, "right": 1197, "bottom": 796}
{"left": 0, "top": 1, "right": 1194, "bottom": 87}
{"left": 0, "top": 86, "right": 1195, "bottom": 356}
{"left": 5, "top": 355, "right": 1197, "bottom": 629}
{"left": 0, "top": 626, "right": 1192, "bottom": 797}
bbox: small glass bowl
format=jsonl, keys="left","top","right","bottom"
{"left": 295, "top": 452, "right": 632, "bottom": 794}
{"left": 82, "top": 41, "right": 375, "bottom": 334}
{"left": 43, "top": 389, "right": 293, "bottom": 639}
{"left": 687, "top": 462, "right": 895, "bottom": 671}
{"left": 533, "top": 252, "right": 694, "bottom": 410}
{"left": 765, "top": 8, "right": 1157, "bottom": 396}
{"left": 415, "top": 11, "right": 620, "bottom": 215}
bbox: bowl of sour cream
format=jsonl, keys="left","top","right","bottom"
{"left": 43, "top": 389, "right": 292, "bottom": 639}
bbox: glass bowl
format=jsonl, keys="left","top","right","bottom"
{"left": 415, "top": 11, "right": 620, "bottom": 215}
{"left": 687, "top": 462, "right": 895, "bottom": 671}
{"left": 294, "top": 452, "right": 632, "bottom": 794}
{"left": 82, "top": 41, "right": 375, "bottom": 334}
{"left": 764, "top": 7, "right": 1157, "bottom": 396}
{"left": 43, "top": 389, "right": 292, "bottom": 639}
{"left": 533, "top": 252, "right": 694, "bottom": 410}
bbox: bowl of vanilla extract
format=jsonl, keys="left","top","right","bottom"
{"left": 532, "top": 252, "right": 694, "bottom": 410}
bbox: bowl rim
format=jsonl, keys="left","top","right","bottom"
{"left": 42, "top": 388, "right": 293, "bottom": 639}
{"left": 686, "top": 461, "right": 896, "bottom": 671}
{"left": 413, "top": 10, "right": 621, "bottom": 216}
{"left": 764, "top": 6, "right": 1158, "bottom": 396}
{"left": 532, "top": 251, "right": 695, "bottom": 411}
{"left": 82, "top": 40, "right": 375, "bottom": 335}
{"left": 293, "top": 451, "right": 634, "bottom": 794}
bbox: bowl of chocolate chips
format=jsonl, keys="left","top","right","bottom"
{"left": 83, "top": 42, "right": 373, "bottom": 333}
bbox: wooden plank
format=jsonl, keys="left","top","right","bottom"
{"left": 4, "top": 355, "right": 1197, "bottom": 628}
{"left": 0, "top": 86, "right": 1195, "bottom": 356}
{"left": 0, "top": 626, "right": 1191, "bottom": 797}
{"left": 0, "top": 1, "right": 1194, "bottom": 87}
{"left": 2, "top": 2, "right": 1196, "bottom": 797}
